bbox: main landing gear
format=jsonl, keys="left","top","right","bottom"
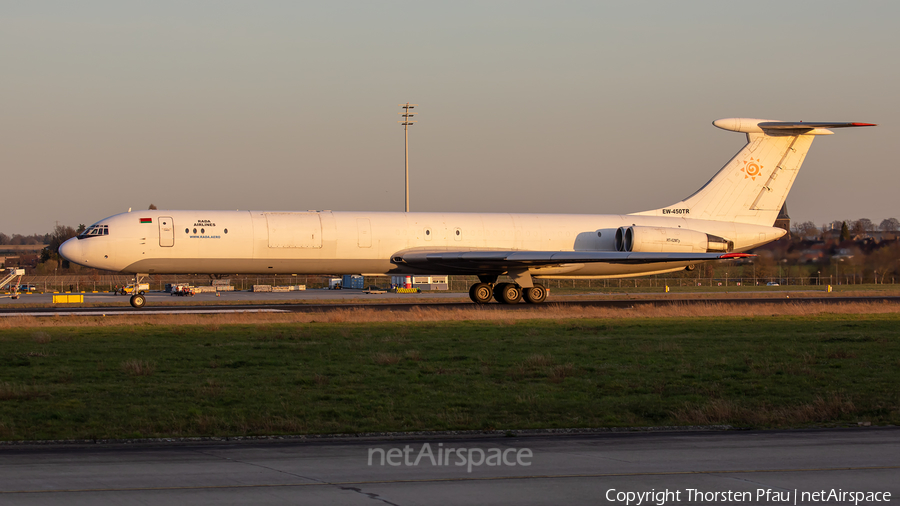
{"left": 468, "top": 280, "right": 548, "bottom": 305}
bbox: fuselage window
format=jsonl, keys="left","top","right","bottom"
{"left": 224, "top": 229, "right": 228, "bottom": 234}
{"left": 185, "top": 228, "right": 189, "bottom": 234}
{"left": 193, "top": 228, "right": 197, "bottom": 234}
{"left": 201, "top": 228, "right": 205, "bottom": 234}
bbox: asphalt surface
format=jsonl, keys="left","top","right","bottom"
{"left": 1, "top": 428, "right": 897, "bottom": 505}
{"left": 2, "top": 290, "right": 900, "bottom": 316}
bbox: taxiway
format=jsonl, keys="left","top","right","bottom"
{"left": 0, "top": 290, "right": 898, "bottom": 317}
{"left": 1, "top": 428, "right": 897, "bottom": 505}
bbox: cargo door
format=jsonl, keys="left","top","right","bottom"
{"left": 159, "top": 217, "right": 174, "bottom": 247}
{"left": 265, "top": 212, "right": 323, "bottom": 248}
{"left": 357, "top": 218, "right": 372, "bottom": 248}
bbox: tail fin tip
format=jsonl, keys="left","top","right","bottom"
{"left": 714, "top": 118, "right": 876, "bottom": 135}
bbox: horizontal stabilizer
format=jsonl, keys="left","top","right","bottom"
{"left": 757, "top": 121, "right": 876, "bottom": 129}
{"left": 714, "top": 118, "right": 876, "bottom": 135}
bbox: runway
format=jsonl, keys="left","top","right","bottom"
{"left": 0, "top": 428, "right": 897, "bottom": 505}
{"left": 0, "top": 290, "right": 899, "bottom": 317}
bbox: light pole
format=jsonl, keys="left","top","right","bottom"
{"left": 398, "top": 103, "right": 418, "bottom": 212}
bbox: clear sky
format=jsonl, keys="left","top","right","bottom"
{"left": 2, "top": 1, "right": 897, "bottom": 235}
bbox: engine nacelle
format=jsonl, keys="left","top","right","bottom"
{"left": 614, "top": 226, "right": 733, "bottom": 253}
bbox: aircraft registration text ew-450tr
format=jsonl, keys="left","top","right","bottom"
{"left": 60, "top": 118, "right": 874, "bottom": 308}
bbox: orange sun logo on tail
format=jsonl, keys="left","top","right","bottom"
{"left": 741, "top": 158, "right": 763, "bottom": 180}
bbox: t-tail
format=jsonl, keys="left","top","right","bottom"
{"left": 632, "top": 118, "right": 875, "bottom": 226}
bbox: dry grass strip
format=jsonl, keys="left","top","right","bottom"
{"left": 120, "top": 359, "right": 155, "bottom": 376}
{"left": 672, "top": 393, "right": 857, "bottom": 426}
{"left": 0, "top": 301, "right": 898, "bottom": 328}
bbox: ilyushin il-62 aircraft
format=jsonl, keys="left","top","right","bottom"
{"left": 60, "top": 118, "right": 873, "bottom": 308}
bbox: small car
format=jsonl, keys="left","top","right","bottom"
{"left": 766, "top": 282, "right": 780, "bottom": 286}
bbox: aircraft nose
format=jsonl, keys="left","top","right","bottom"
{"left": 58, "top": 238, "right": 82, "bottom": 262}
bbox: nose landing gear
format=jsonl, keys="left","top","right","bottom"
{"left": 127, "top": 273, "right": 149, "bottom": 308}
{"left": 129, "top": 293, "right": 146, "bottom": 308}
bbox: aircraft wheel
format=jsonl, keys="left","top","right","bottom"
{"left": 523, "top": 284, "right": 547, "bottom": 304}
{"left": 494, "top": 283, "right": 522, "bottom": 304}
{"left": 130, "top": 294, "right": 146, "bottom": 308}
{"left": 492, "top": 283, "right": 509, "bottom": 302}
{"left": 469, "top": 283, "right": 493, "bottom": 304}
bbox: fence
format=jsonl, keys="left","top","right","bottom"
{"left": 10, "top": 274, "right": 349, "bottom": 293}
{"left": 449, "top": 276, "right": 892, "bottom": 291}
{"left": 10, "top": 273, "right": 895, "bottom": 294}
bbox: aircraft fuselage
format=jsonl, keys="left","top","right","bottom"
{"left": 62, "top": 210, "right": 783, "bottom": 278}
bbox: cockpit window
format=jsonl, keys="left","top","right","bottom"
{"left": 77, "top": 224, "right": 109, "bottom": 239}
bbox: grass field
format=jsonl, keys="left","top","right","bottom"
{"left": 1, "top": 306, "right": 899, "bottom": 440}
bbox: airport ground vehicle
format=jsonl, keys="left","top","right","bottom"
{"left": 117, "top": 283, "right": 149, "bottom": 295}
{"left": 170, "top": 285, "right": 195, "bottom": 296}
{"left": 0, "top": 268, "right": 25, "bottom": 300}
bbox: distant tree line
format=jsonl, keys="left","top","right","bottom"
{"left": 791, "top": 218, "right": 900, "bottom": 240}
{"left": 1, "top": 225, "right": 82, "bottom": 272}
{"left": 0, "top": 232, "right": 51, "bottom": 246}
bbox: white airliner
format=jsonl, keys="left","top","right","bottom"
{"left": 60, "top": 118, "right": 873, "bottom": 308}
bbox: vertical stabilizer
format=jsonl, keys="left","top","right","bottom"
{"left": 632, "top": 119, "right": 875, "bottom": 226}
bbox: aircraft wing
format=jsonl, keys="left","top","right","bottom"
{"left": 396, "top": 250, "right": 751, "bottom": 271}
